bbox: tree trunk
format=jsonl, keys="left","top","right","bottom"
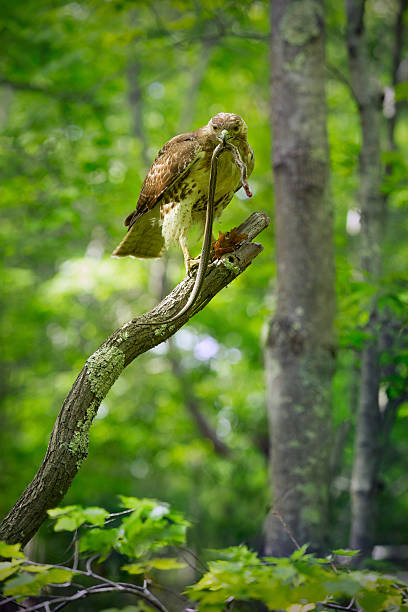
{"left": 346, "top": 0, "right": 383, "bottom": 557}
{"left": 347, "top": 0, "right": 407, "bottom": 557}
{"left": 264, "top": 0, "right": 335, "bottom": 555}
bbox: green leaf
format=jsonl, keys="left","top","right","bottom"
{"left": 23, "top": 564, "right": 52, "bottom": 573}
{"left": 3, "top": 565, "right": 75, "bottom": 597}
{"left": 81, "top": 507, "right": 110, "bottom": 527}
{"left": 332, "top": 548, "right": 360, "bottom": 557}
{"left": 148, "top": 557, "right": 187, "bottom": 570}
{"left": 53, "top": 516, "right": 80, "bottom": 532}
{"left": 208, "top": 545, "right": 259, "bottom": 565}
{"left": 323, "top": 575, "right": 362, "bottom": 597}
{"left": 117, "top": 503, "right": 189, "bottom": 559}
{"left": 119, "top": 496, "right": 170, "bottom": 518}
{"left": 48, "top": 505, "right": 109, "bottom": 531}
{"left": 272, "top": 562, "right": 298, "bottom": 583}
{"left": 0, "top": 542, "right": 25, "bottom": 559}
{"left": 47, "top": 505, "right": 79, "bottom": 519}
{"left": 44, "top": 568, "right": 75, "bottom": 583}
{"left": 3, "top": 572, "right": 44, "bottom": 597}
{"left": 358, "top": 591, "right": 390, "bottom": 611}
{"left": 0, "top": 560, "right": 24, "bottom": 581}
{"left": 79, "top": 527, "right": 119, "bottom": 559}
{"left": 122, "top": 562, "right": 146, "bottom": 575}
{"left": 3, "top": 567, "right": 74, "bottom": 597}
{"left": 290, "top": 544, "right": 310, "bottom": 561}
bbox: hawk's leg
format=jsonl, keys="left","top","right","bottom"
{"left": 187, "top": 256, "right": 201, "bottom": 274}
{"left": 179, "top": 236, "right": 195, "bottom": 276}
{"left": 180, "top": 234, "right": 217, "bottom": 275}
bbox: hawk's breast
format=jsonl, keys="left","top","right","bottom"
{"left": 159, "top": 147, "right": 245, "bottom": 247}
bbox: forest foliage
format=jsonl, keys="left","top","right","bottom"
{"left": 1, "top": 0, "right": 408, "bottom": 610}
{"left": 1, "top": 499, "right": 408, "bottom": 611}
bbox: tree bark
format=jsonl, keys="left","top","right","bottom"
{"left": 264, "top": 0, "right": 335, "bottom": 555}
{"left": 347, "top": 0, "right": 407, "bottom": 557}
{"left": 0, "top": 212, "right": 269, "bottom": 546}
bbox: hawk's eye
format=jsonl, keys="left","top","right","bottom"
{"left": 233, "top": 126, "right": 240, "bottom": 132}
{"left": 212, "top": 124, "right": 218, "bottom": 131}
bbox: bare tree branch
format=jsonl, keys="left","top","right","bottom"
{"left": 167, "top": 342, "right": 231, "bottom": 457}
{"left": 127, "top": 59, "right": 151, "bottom": 171}
{"left": 177, "top": 37, "right": 218, "bottom": 133}
{"left": 0, "top": 77, "right": 102, "bottom": 108}
{"left": 0, "top": 212, "right": 269, "bottom": 546}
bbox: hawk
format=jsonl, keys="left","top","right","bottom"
{"left": 112, "top": 112, "right": 254, "bottom": 272}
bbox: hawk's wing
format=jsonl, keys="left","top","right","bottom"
{"left": 126, "top": 133, "right": 200, "bottom": 228}
{"left": 112, "top": 133, "right": 200, "bottom": 259}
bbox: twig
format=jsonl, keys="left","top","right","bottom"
{"left": 9, "top": 577, "right": 169, "bottom": 612}
{"left": 0, "top": 597, "right": 27, "bottom": 609}
{"left": 72, "top": 539, "right": 79, "bottom": 572}
{"left": 320, "top": 602, "right": 358, "bottom": 612}
{"left": 149, "top": 581, "right": 190, "bottom": 604}
{"left": 326, "top": 62, "right": 359, "bottom": 101}
{"left": 177, "top": 546, "right": 209, "bottom": 573}
{"left": 104, "top": 508, "right": 134, "bottom": 525}
{"left": 271, "top": 509, "right": 302, "bottom": 551}
{"left": 0, "top": 77, "right": 102, "bottom": 109}
{"left": 167, "top": 344, "right": 230, "bottom": 456}
{"left": 20, "top": 584, "right": 168, "bottom": 612}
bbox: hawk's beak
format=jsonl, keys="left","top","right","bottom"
{"left": 219, "top": 129, "right": 229, "bottom": 144}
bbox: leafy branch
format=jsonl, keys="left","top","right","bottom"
{"left": 0, "top": 497, "right": 189, "bottom": 612}
{"left": 2, "top": 500, "right": 407, "bottom": 612}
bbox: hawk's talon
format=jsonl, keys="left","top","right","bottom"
{"left": 186, "top": 255, "right": 201, "bottom": 276}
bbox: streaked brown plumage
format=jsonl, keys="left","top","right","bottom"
{"left": 112, "top": 113, "right": 254, "bottom": 271}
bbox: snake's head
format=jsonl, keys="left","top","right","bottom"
{"left": 219, "top": 129, "right": 229, "bottom": 144}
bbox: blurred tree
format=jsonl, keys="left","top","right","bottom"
{"left": 347, "top": 0, "right": 408, "bottom": 559}
{"left": 264, "top": 0, "right": 335, "bottom": 554}
{"left": 346, "top": 0, "right": 385, "bottom": 558}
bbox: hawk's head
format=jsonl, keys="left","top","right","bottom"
{"left": 204, "top": 113, "right": 248, "bottom": 145}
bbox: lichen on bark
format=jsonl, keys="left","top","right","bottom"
{"left": 154, "top": 325, "right": 168, "bottom": 336}
{"left": 281, "top": 0, "right": 322, "bottom": 46}
{"left": 86, "top": 344, "right": 125, "bottom": 400}
{"left": 69, "top": 400, "right": 99, "bottom": 466}
{"left": 222, "top": 256, "right": 240, "bottom": 274}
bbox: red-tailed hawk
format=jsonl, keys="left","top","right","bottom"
{"left": 112, "top": 112, "right": 254, "bottom": 272}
